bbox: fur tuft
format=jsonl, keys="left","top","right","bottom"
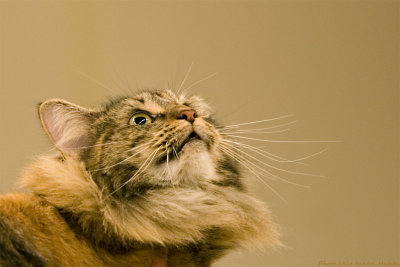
{"left": 20, "top": 155, "right": 281, "bottom": 249}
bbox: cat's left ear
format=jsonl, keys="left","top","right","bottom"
{"left": 39, "top": 99, "right": 94, "bottom": 157}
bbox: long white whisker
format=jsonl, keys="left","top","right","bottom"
{"left": 44, "top": 137, "right": 142, "bottom": 154}
{"left": 219, "top": 145, "right": 287, "bottom": 202}
{"left": 108, "top": 147, "right": 161, "bottom": 197}
{"left": 223, "top": 139, "right": 306, "bottom": 165}
{"left": 223, "top": 139, "right": 289, "bottom": 162}
{"left": 124, "top": 140, "right": 156, "bottom": 153}
{"left": 92, "top": 142, "right": 153, "bottom": 172}
{"left": 223, "top": 142, "right": 325, "bottom": 177}
{"left": 70, "top": 140, "right": 126, "bottom": 150}
{"left": 219, "top": 144, "right": 265, "bottom": 177}
{"left": 172, "top": 145, "right": 180, "bottom": 160}
{"left": 177, "top": 62, "right": 193, "bottom": 94}
{"left": 219, "top": 120, "right": 298, "bottom": 132}
{"left": 74, "top": 68, "right": 116, "bottom": 93}
{"left": 105, "top": 156, "right": 152, "bottom": 199}
{"left": 221, "top": 114, "right": 295, "bottom": 129}
{"left": 165, "top": 144, "right": 172, "bottom": 179}
{"left": 224, "top": 138, "right": 325, "bottom": 165}
{"left": 220, "top": 143, "right": 310, "bottom": 188}
{"left": 125, "top": 141, "right": 157, "bottom": 154}
{"left": 221, "top": 128, "right": 290, "bottom": 134}
{"left": 182, "top": 72, "right": 218, "bottom": 93}
{"left": 288, "top": 148, "right": 329, "bottom": 163}
{"left": 224, "top": 134, "right": 340, "bottom": 144}
{"left": 60, "top": 140, "right": 127, "bottom": 151}
{"left": 222, "top": 139, "right": 294, "bottom": 161}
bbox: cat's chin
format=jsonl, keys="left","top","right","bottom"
{"left": 154, "top": 139, "right": 214, "bottom": 183}
{"left": 180, "top": 139, "right": 206, "bottom": 154}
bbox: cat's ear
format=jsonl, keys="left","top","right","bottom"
{"left": 39, "top": 99, "right": 94, "bottom": 156}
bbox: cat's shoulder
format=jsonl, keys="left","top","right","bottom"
{"left": 0, "top": 193, "right": 56, "bottom": 220}
{"left": 0, "top": 193, "right": 49, "bottom": 267}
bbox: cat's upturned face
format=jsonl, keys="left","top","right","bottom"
{"left": 70, "top": 90, "right": 243, "bottom": 198}
{"left": 34, "top": 89, "right": 281, "bottom": 257}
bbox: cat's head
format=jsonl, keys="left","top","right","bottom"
{"left": 39, "top": 89, "right": 243, "bottom": 198}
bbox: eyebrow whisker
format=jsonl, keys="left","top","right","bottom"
{"left": 177, "top": 62, "right": 193, "bottom": 94}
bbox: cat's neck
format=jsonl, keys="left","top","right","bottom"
{"left": 20, "top": 154, "right": 281, "bottom": 250}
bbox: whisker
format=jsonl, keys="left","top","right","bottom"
{"left": 224, "top": 139, "right": 327, "bottom": 165}
{"left": 219, "top": 120, "right": 298, "bottom": 132}
{"left": 223, "top": 142, "right": 325, "bottom": 178}
{"left": 172, "top": 145, "right": 180, "bottom": 160}
{"left": 164, "top": 80, "right": 172, "bottom": 91}
{"left": 182, "top": 72, "right": 218, "bottom": 94}
{"left": 107, "top": 147, "right": 161, "bottom": 198}
{"left": 221, "top": 128, "right": 290, "bottom": 135}
{"left": 107, "top": 67, "right": 133, "bottom": 95}
{"left": 223, "top": 139, "right": 294, "bottom": 162}
{"left": 69, "top": 140, "right": 127, "bottom": 150}
{"left": 92, "top": 142, "right": 153, "bottom": 172}
{"left": 288, "top": 148, "right": 329, "bottom": 163}
{"left": 224, "top": 134, "right": 340, "bottom": 144}
{"left": 219, "top": 145, "right": 287, "bottom": 202}
{"left": 219, "top": 144, "right": 265, "bottom": 177}
{"left": 220, "top": 143, "right": 310, "bottom": 188}
{"left": 132, "top": 127, "right": 158, "bottom": 136}
{"left": 220, "top": 120, "right": 298, "bottom": 132}
{"left": 125, "top": 140, "right": 154, "bottom": 152}
{"left": 220, "top": 114, "right": 295, "bottom": 129}
{"left": 165, "top": 144, "right": 172, "bottom": 179}
{"left": 74, "top": 68, "right": 116, "bottom": 94}
{"left": 113, "top": 68, "right": 134, "bottom": 94}
{"left": 223, "top": 139, "right": 307, "bottom": 165}
{"left": 61, "top": 139, "right": 139, "bottom": 152}
{"left": 177, "top": 62, "right": 193, "bottom": 94}
{"left": 46, "top": 146, "right": 58, "bottom": 153}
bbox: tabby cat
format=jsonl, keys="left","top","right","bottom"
{"left": 0, "top": 89, "right": 280, "bottom": 267}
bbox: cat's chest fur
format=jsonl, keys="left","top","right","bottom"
{"left": 0, "top": 194, "right": 168, "bottom": 267}
{"left": 0, "top": 89, "right": 280, "bottom": 266}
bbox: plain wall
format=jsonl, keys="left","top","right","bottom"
{"left": 0, "top": 1, "right": 398, "bottom": 266}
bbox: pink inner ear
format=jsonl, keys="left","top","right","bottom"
{"left": 43, "top": 108, "right": 64, "bottom": 145}
{"left": 41, "top": 102, "right": 92, "bottom": 155}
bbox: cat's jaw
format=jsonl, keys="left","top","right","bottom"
{"left": 153, "top": 140, "right": 220, "bottom": 186}
{"left": 179, "top": 138, "right": 204, "bottom": 154}
{"left": 152, "top": 118, "right": 223, "bottom": 185}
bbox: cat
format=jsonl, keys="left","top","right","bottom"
{"left": 0, "top": 89, "right": 281, "bottom": 267}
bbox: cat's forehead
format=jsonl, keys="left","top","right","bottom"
{"left": 126, "top": 90, "right": 181, "bottom": 113}
{"left": 113, "top": 90, "right": 212, "bottom": 116}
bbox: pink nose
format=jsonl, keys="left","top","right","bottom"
{"left": 177, "top": 109, "right": 197, "bottom": 123}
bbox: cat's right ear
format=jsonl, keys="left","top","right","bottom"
{"left": 39, "top": 99, "right": 94, "bottom": 157}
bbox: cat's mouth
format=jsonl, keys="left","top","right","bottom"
{"left": 178, "top": 131, "right": 201, "bottom": 151}
{"left": 158, "top": 131, "right": 202, "bottom": 164}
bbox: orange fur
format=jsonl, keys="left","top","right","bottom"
{"left": 0, "top": 193, "right": 166, "bottom": 267}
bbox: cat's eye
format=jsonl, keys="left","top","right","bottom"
{"left": 129, "top": 113, "right": 152, "bottom": 125}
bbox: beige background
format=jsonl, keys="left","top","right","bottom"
{"left": 0, "top": 1, "right": 398, "bottom": 266}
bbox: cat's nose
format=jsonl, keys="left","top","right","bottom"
{"left": 177, "top": 108, "right": 197, "bottom": 123}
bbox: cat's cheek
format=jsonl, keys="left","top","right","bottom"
{"left": 193, "top": 119, "right": 219, "bottom": 148}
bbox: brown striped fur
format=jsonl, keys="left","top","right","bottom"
{"left": 0, "top": 89, "right": 281, "bottom": 266}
